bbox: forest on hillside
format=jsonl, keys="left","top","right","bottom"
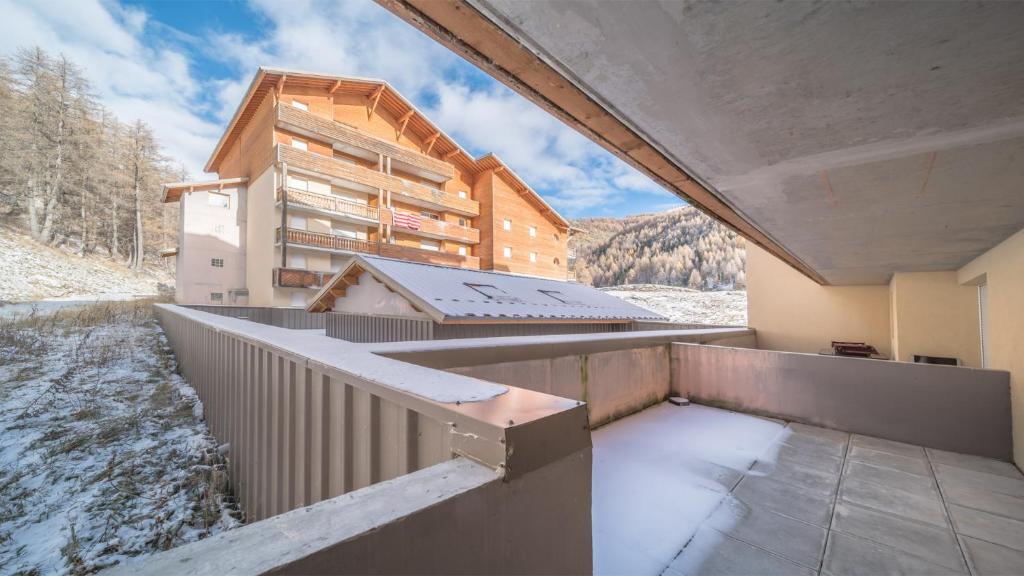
{"left": 0, "top": 48, "right": 180, "bottom": 270}
{"left": 570, "top": 206, "right": 746, "bottom": 290}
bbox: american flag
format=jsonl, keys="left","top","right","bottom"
{"left": 392, "top": 211, "right": 421, "bottom": 231}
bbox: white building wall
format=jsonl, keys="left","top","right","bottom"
{"left": 175, "top": 186, "right": 247, "bottom": 304}
{"left": 335, "top": 271, "right": 431, "bottom": 319}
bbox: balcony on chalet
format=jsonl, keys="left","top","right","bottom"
{"left": 278, "top": 145, "right": 479, "bottom": 217}
{"left": 275, "top": 226, "right": 480, "bottom": 269}
{"left": 384, "top": 208, "right": 480, "bottom": 244}
{"left": 275, "top": 227, "right": 377, "bottom": 256}
{"left": 380, "top": 242, "right": 480, "bottom": 269}
{"left": 273, "top": 267, "right": 334, "bottom": 290}
{"left": 276, "top": 186, "right": 380, "bottom": 225}
{"left": 276, "top": 102, "right": 455, "bottom": 184}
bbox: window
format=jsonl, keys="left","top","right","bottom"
{"left": 465, "top": 283, "right": 507, "bottom": 299}
{"left": 420, "top": 211, "right": 440, "bottom": 221}
{"left": 291, "top": 138, "right": 308, "bottom": 151}
{"left": 458, "top": 190, "right": 468, "bottom": 199}
{"left": 290, "top": 215, "right": 307, "bottom": 230}
{"left": 289, "top": 254, "right": 306, "bottom": 269}
{"left": 288, "top": 175, "right": 309, "bottom": 191}
{"left": 538, "top": 290, "right": 582, "bottom": 305}
{"left": 210, "top": 292, "right": 223, "bottom": 303}
{"left": 211, "top": 258, "right": 224, "bottom": 268}
{"left": 291, "top": 99, "right": 308, "bottom": 111}
{"left": 503, "top": 219, "right": 512, "bottom": 231}
{"left": 458, "top": 245, "right": 467, "bottom": 256}
{"left": 458, "top": 218, "right": 466, "bottom": 227}
{"left": 503, "top": 246, "right": 512, "bottom": 259}
{"left": 213, "top": 224, "right": 225, "bottom": 234}
{"left": 529, "top": 225, "right": 537, "bottom": 238}
{"left": 333, "top": 228, "right": 358, "bottom": 239}
{"left": 529, "top": 252, "right": 537, "bottom": 263}
{"left": 420, "top": 239, "right": 441, "bottom": 252}
{"left": 208, "top": 193, "right": 229, "bottom": 208}
{"left": 290, "top": 292, "right": 306, "bottom": 308}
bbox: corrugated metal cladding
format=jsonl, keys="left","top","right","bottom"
{"left": 187, "top": 305, "right": 325, "bottom": 329}
{"left": 327, "top": 312, "right": 632, "bottom": 342}
{"left": 327, "top": 313, "right": 434, "bottom": 343}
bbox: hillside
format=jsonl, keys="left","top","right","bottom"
{"left": 570, "top": 206, "right": 745, "bottom": 289}
{"left": 0, "top": 225, "right": 172, "bottom": 303}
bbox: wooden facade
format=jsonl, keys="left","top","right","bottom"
{"left": 168, "top": 68, "right": 574, "bottom": 307}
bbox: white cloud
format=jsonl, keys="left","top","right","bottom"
{"left": 0, "top": 0, "right": 673, "bottom": 215}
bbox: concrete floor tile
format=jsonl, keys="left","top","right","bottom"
{"left": 948, "top": 504, "right": 1024, "bottom": 553}
{"left": 775, "top": 445, "right": 845, "bottom": 477}
{"left": 847, "top": 445, "right": 932, "bottom": 477}
{"left": 843, "top": 460, "right": 938, "bottom": 496}
{"left": 831, "top": 502, "right": 966, "bottom": 572}
{"left": 934, "top": 463, "right": 1024, "bottom": 499}
{"left": 959, "top": 535, "right": 1024, "bottom": 576}
{"left": 941, "top": 483, "right": 1024, "bottom": 522}
{"left": 733, "top": 475, "right": 835, "bottom": 527}
{"left": 707, "top": 497, "right": 828, "bottom": 570}
{"left": 823, "top": 531, "right": 966, "bottom": 576}
{"left": 751, "top": 458, "right": 840, "bottom": 495}
{"left": 782, "top": 433, "right": 848, "bottom": 460}
{"left": 667, "top": 526, "right": 816, "bottom": 576}
{"left": 788, "top": 422, "right": 850, "bottom": 446}
{"left": 927, "top": 449, "right": 1023, "bottom": 480}
{"left": 850, "top": 435, "right": 926, "bottom": 461}
{"left": 839, "top": 477, "right": 948, "bottom": 528}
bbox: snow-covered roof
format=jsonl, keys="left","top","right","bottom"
{"left": 308, "top": 255, "right": 667, "bottom": 323}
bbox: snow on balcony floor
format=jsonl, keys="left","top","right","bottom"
{"left": 593, "top": 402, "right": 1024, "bottom": 576}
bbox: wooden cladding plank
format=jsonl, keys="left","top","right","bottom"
{"left": 279, "top": 145, "right": 479, "bottom": 216}
{"left": 278, "top": 103, "right": 455, "bottom": 180}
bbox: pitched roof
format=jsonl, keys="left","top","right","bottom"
{"left": 206, "top": 67, "right": 571, "bottom": 229}
{"left": 307, "top": 255, "right": 666, "bottom": 323}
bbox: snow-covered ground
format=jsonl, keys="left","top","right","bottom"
{"left": 0, "top": 226, "right": 172, "bottom": 303}
{"left": 600, "top": 284, "right": 747, "bottom": 326}
{"left": 0, "top": 300, "right": 240, "bottom": 574}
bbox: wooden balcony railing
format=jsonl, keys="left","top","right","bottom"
{"left": 277, "top": 103, "right": 454, "bottom": 181}
{"left": 384, "top": 209, "right": 480, "bottom": 244}
{"left": 276, "top": 227, "right": 378, "bottom": 255}
{"left": 277, "top": 187, "right": 379, "bottom": 222}
{"left": 274, "top": 267, "right": 335, "bottom": 289}
{"left": 276, "top": 225, "right": 479, "bottom": 268}
{"left": 380, "top": 243, "right": 480, "bottom": 269}
{"left": 278, "top": 145, "right": 479, "bottom": 217}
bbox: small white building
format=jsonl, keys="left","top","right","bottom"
{"left": 307, "top": 255, "right": 666, "bottom": 342}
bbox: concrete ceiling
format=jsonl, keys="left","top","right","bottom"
{"left": 460, "top": 1, "right": 1024, "bottom": 284}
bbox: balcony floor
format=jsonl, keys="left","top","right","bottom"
{"left": 593, "top": 403, "right": 1024, "bottom": 575}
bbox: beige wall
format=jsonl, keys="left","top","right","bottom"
{"left": 889, "top": 271, "right": 981, "bottom": 366}
{"left": 958, "top": 227, "right": 1024, "bottom": 466}
{"left": 746, "top": 244, "right": 892, "bottom": 357}
{"left": 246, "top": 166, "right": 277, "bottom": 307}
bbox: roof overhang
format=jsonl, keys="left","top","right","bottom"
{"left": 307, "top": 257, "right": 447, "bottom": 323}
{"left": 377, "top": 0, "right": 1024, "bottom": 285}
{"left": 161, "top": 177, "right": 248, "bottom": 203}
{"left": 204, "top": 66, "right": 573, "bottom": 232}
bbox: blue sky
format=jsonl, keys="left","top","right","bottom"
{"left": 1, "top": 0, "right": 682, "bottom": 218}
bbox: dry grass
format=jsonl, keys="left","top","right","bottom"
{"left": 0, "top": 298, "right": 241, "bottom": 575}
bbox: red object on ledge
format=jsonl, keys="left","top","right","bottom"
{"left": 831, "top": 341, "right": 880, "bottom": 358}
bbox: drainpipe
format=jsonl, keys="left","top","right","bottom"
{"left": 280, "top": 162, "right": 288, "bottom": 269}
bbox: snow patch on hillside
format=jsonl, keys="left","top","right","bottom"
{"left": 0, "top": 226, "right": 172, "bottom": 303}
{"left": 0, "top": 301, "right": 240, "bottom": 574}
{"left": 600, "top": 284, "right": 747, "bottom": 326}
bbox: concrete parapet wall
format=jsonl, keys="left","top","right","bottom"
{"left": 450, "top": 346, "right": 671, "bottom": 428}
{"left": 671, "top": 343, "right": 1012, "bottom": 460}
